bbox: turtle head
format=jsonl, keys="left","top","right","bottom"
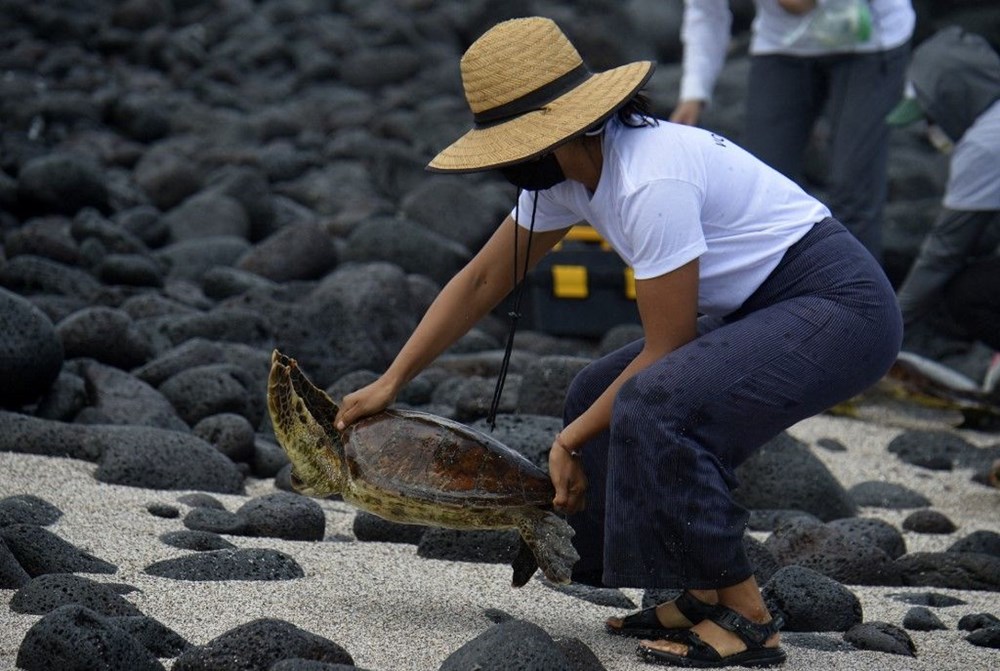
{"left": 267, "top": 349, "right": 347, "bottom": 498}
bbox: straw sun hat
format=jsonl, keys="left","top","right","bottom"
{"left": 427, "top": 17, "right": 655, "bottom": 173}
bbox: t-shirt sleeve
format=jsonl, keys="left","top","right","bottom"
{"left": 509, "top": 187, "right": 582, "bottom": 231}
{"left": 944, "top": 137, "right": 1000, "bottom": 210}
{"left": 621, "top": 178, "right": 707, "bottom": 280}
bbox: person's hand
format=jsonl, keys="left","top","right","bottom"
{"left": 777, "top": 0, "right": 816, "bottom": 15}
{"left": 549, "top": 434, "right": 587, "bottom": 514}
{"left": 669, "top": 99, "right": 704, "bottom": 126}
{"left": 335, "top": 377, "right": 397, "bottom": 430}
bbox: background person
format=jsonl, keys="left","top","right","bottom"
{"left": 334, "top": 16, "right": 903, "bottom": 668}
{"left": 888, "top": 25, "right": 1000, "bottom": 392}
{"left": 672, "top": 0, "right": 915, "bottom": 264}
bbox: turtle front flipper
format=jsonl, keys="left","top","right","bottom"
{"left": 268, "top": 349, "right": 347, "bottom": 498}
{"left": 516, "top": 512, "right": 579, "bottom": 586}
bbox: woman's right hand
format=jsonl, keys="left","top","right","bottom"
{"left": 669, "top": 99, "right": 704, "bottom": 126}
{"left": 335, "top": 377, "right": 398, "bottom": 430}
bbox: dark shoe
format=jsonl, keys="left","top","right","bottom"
{"left": 606, "top": 592, "right": 717, "bottom": 639}
{"left": 638, "top": 605, "right": 786, "bottom": 668}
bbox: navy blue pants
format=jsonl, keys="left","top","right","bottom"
{"left": 565, "top": 218, "right": 902, "bottom": 589}
{"left": 743, "top": 45, "right": 909, "bottom": 264}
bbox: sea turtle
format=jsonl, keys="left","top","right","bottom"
{"left": 266, "top": 349, "right": 579, "bottom": 587}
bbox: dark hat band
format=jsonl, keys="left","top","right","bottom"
{"left": 473, "top": 63, "right": 591, "bottom": 128}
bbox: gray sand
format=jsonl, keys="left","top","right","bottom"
{"left": 2, "top": 413, "right": 998, "bottom": 670}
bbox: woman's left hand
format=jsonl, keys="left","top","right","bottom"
{"left": 549, "top": 435, "right": 587, "bottom": 515}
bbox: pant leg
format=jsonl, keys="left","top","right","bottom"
{"left": 743, "top": 54, "right": 826, "bottom": 181}
{"left": 564, "top": 318, "right": 725, "bottom": 585}
{"left": 593, "top": 221, "right": 903, "bottom": 589}
{"left": 823, "top": 44, "right": 910, "bottom": 264}
{"left": 945, "top": 255, "right": 1000, "bottom": 351}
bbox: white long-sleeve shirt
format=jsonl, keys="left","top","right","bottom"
{"left": 680, "top": 0, "right": 916, "bottom": 102}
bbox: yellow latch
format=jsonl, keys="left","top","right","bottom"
{"left": 555, "top": 225, "right": 612, "bottom": 251}
{"left": 552, "top": 265, "right": 589, "bottom": 299}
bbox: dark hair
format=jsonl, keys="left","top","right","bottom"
{"left": 616, "top": 92, "right": 658, "bottom": 128}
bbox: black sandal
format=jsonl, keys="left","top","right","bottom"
{"left": 606, "top": 592, "right": 717, "bottom": 639}
{"left": 638, "top": 605, "right": 786, "bottom": 668}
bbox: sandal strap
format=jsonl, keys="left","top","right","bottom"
{"left": 674, "top": 591, "right": 716, "bottom": 624}
{"left": 620, "top": 605, "right": 662, "bottom": 630}
{"left": 709, "top": 606, "right": 784, "bottom": 648}
{"left": 671, "top": 629, "right": 723, "bottom": 663}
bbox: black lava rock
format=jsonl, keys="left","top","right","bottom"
{"left": 439, "top": 618, "right": 577, "bottom": 671}
{"left": 159, "top": 530, "right": 238, "bottom": 552}
{"left": 967, "top": 626, "right": 1000, "bottom": 649}
{"left": 887, "top": 591, "right": 966, "bottom": 608}
{"left": 895, "top": 552, "right": 1000, "bottom": 591}
{"left": 10, "top": 574, "right": 142, "bottom": 616}
{"left": 0, "top": 524, "right": 117, "bottom": 577}
{"left": 182, "top": 507, "right": 249, "bottom": 535}
{"left": 353, "top": 511, "right": 428, "bottom": 545}
{"left": 143, "top": 548, "right": 304, "bottom": 581}
{"left": 948, "top": 530, "right": 1000, "bottom": 557}
{"left": 843, "top": 621, "right": 916, "bottom": 657}
{"left": 902, "top": 606, "right": 947, "bottom": 631}
{"left": 747, "top": 509, "right": 822, "bottom": 532}
{"left": 109, "top": 614, "right": 192, "bottom": 658}
{"left": 55, "top": 306, "right": 154, "bottom": 369}
{"left": 733, "top": 432, "right": 857, "bottom": 522}
{"left": 146, "top": 502, "right": 180, "bottom": 519}
{"left": 0, "top": 287, "right": 64, "bottom": 407}
{"left": 0, "top": 494, "right": 63, "bottom": 527}
{"left": 902, "top": 509, "right": 958, "bottom": 534}
{"left": 958, "top": 612, "right": 1000, "bottom": 631}
{"left": 16, "top": 605, "right": 164, "bottom": 671}
{"left": 16, "top": 152, "right": 110, "bottom": 216}
{"left": 762, "top": 565, "right": 863, "bottom": 632}
{"left": 236, "top": 491, "right": 326, "bottom": 541}
{"left": 192, "top": 412, "right": 256, "bottom": 463}
{"left": 828, "top": 516, "right": 907, "bottom": 560}
{"left": 0, "top": 537, "right": 31, "bottom": 589}
{"left": 94, "top": 426, "right": 245, "bottom": 493}
{"left": 848, "top": 481, "right": 932, "bottom": 509}
{"left": 417, "top": 528, "right": 521, "bottom": 564}
{"left": 171, "top": 618, "right": 353, "bottom": 670}
{"left": 764, "top": 518, "right": 901, "bottom": 586}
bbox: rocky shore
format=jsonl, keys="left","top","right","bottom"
{"left": 2, "top": 1, "right": 1000, "bottom": 670}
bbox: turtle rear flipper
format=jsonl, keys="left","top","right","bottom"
{"left": 517, "top": 512, "right": 579, "bottom": 587}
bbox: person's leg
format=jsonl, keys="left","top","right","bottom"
{"left": 742, "top": 54, "right": 825, "bottom": 181}
{"left": 616, "top": 222, "right": 901, "bottom": 661}
{"left": 945, "top": 255, "right": 1000, "bottom": 351}
{"left": 823, "top": 44, "right": 909, "bottom": 263}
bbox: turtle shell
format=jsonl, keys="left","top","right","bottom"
{"left": 342, "top": 409, "right": 555, "bottom": 508}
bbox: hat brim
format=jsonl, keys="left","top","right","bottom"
{"left": 886, "top": 97, "right": 925, "bottom": 127}
{"left": 427, "top": 61, "right": 656, "bottom": 173}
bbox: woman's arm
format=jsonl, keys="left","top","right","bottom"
{"left": 335, "top": 215, "right": 569, "bottom": 428}
{"left": 550, "top": 258, "right": 700, "bottom": 513}
{"left": 672, "top": 0, "right": 732, "bottom": 125}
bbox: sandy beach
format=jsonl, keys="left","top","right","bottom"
{"left": 2, "top": 411, "right": 998, "bottom": 671}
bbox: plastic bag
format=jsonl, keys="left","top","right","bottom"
{"left": 782, "top": 0, "right": 873, "bottom": 49}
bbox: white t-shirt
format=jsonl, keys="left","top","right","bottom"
{"left": 511, "top": 118, "right": 830, "bottom": 316}
{"left": 680, "top": 0, "right": 916, "bottom": 102}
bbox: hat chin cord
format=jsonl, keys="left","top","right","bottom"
{"left": 486, "top": 188, "right": 538, "bottom": 430}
